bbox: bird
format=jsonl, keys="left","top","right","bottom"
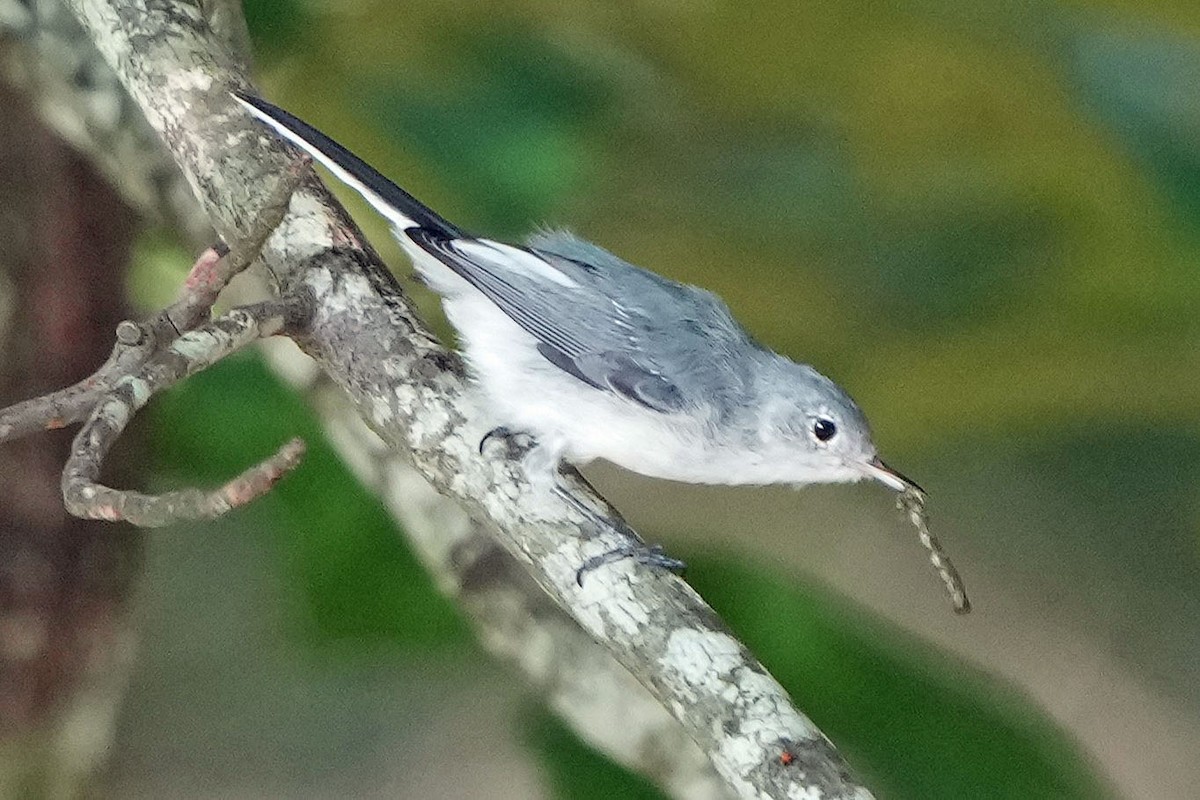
{"left": 232, "top": 91, "right": 925, "bottom": 576}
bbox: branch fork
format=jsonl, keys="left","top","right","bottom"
{"left": 1, "top": 163, "right": 309, "bottom": 525}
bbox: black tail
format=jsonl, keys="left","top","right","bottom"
{"left": 232, "top": 91, "right": 462, "bottom": 237}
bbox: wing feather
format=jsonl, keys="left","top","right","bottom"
{"left": 407, "top": 228, "right": 687, "bottom": 413}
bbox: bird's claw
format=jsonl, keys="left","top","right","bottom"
{"left": 575, "top": 543, "right": 686, "bottom": 586}
{"left": 479, "top": 425, "right": 535, "bottom": 458}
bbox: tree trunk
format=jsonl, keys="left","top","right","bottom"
{"left": 0, "top": 76, "right": 141, "bottom": 799}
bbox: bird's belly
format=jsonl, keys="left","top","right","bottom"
{"left": 440, "top": 293, "right": 708, "bottom": 478}
{"left": 438, "top": 289, "right": 812, "bottom": 487}
{"left": 490, "top": 367, "right": 715, "bottom": 481}
{"left": 474, "top": 355, "right": 768, "bottom": 485}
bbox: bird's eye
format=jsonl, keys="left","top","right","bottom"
{"left": 813, "top": 418, "right": 837, "bottom": 442}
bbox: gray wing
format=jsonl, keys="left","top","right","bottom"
{"left": 407, "top": 228, "right": 759, "bottom": 414}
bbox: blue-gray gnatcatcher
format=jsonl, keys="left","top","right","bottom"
{"left": 234, "top": 92, "right": 970, "bottom": 612}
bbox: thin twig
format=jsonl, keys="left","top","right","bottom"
{"left": 62, "top": 301, "right": 300, "bottom": 525}
{"left": 0, "top": 167, "right": 311, "bottom": 521}
{"left": 0, "top": 319, "right": 159, "bottom": 442}
{"left": 165, "top": 156, "right": 308, "bottom": 332}
{"left": 67, "top": 432, "right": 304, "bottom": 525}
{"left": 0, "top": 208, "right": 306, "bottom": 448}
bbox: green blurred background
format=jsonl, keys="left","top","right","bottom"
{"left": 108, "top": 1, "right": 1200, "bottom": 798}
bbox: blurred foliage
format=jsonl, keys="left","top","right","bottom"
{"left": 130, "top": 0, "right": 1200, "bottom": 796}
{"left": 1069, "top": 27, "right": 1200, "bottom": 229}
{"left": 150, "top": 354, "right": 469, "bottom": 649}
{"left": 525, "top": 710, "right": 666, "bottom": 800}
{"left": 360, "top": 26, "right": 615, "bottom": 235}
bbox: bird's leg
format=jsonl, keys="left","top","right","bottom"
{"left": 547, "top": 464, "right": 686, "bottom": 585}
{"left": 478, "top": 426, "right": 685, "bottom": 584}
{"left": 556, "top": 474, "right": 686, "bottom": 584}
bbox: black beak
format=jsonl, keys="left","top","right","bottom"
{"left": 863, "top": 456, "right": 925, "bottom": 496}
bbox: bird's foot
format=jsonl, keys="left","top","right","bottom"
{"left": 547, "top": 473, "right": 686, "bottom": 585}
{"left": 575, "top": 543, "right": 686, "bottom": 586}
{"left": 479, "top": 425, "right": 536, "bottom": 458}
{"left": 476, "top": 431, "right": 685, "bottom": 584}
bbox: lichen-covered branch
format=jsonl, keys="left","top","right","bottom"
{"left": 0, "top": 218, "right": 307, "bottom": 530}
{"left": 6, "top": 1, "right": 879, "bottom": 796}
{"left": 61, "top": 301, "right": 301, "bottom": 525}
{"left": 304, "top": 371, "right": 735, "bottom": 800}
{"left": 3, "top": 6, "right": 754, "bottom": 796}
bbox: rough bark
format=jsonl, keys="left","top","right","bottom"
{"left": 300, "top": 367, "right": 735, "bottom": 800}
{"left": 0, "top": 4, "right": 736, "bottom": 796}
{"left": 4, "top": 1, "right": 877, "bottom": 797}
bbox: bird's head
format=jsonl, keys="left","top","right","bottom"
{"left": 755, "top": 361, "right": 921, "bottom": 495}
